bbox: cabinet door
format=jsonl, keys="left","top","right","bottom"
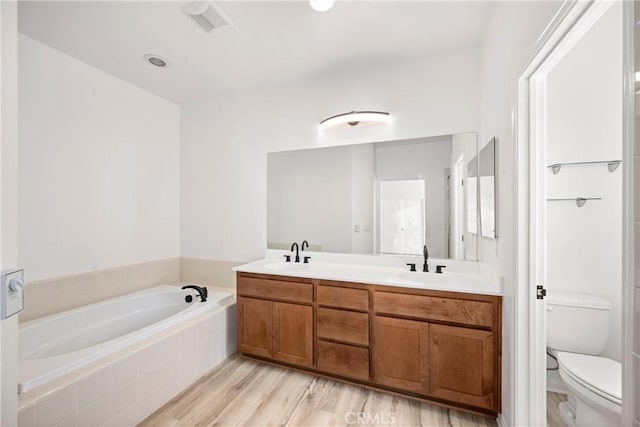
{"left": 373, "top": 316, "right": 429, "bottom": 395}
{"left": 428, "top": 324, "right": 495, "bottom": 410}
{"left": 272, "top": 301, "right": 313, "bottom": 367}
{"left": 237, "top": 297, "right": 272, "bottom": 358}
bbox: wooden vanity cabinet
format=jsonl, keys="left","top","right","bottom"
{"left": 427, "top": 324, "right": 496, "bottom": 410}
{"left": 236, "top": 272, "right": 502, "bottom": 418}
{"left": 372, "top": 316, "right": 429, "bottom": 395}
{"left": 236, "top": 296, "right": 272, "bottom": 358}
{"left": 372, "top": 287, "right": 501, "bottom": 413}
{"left": 272, "top": 301, "right": 313, "bottom": 367}
{"left": 236, "top": 274, "right": 313, "bottom": 368}
{"left": 315, "top": 281, "right": 371, "bottom": 382}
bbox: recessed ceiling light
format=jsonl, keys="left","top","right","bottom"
{"left": 309, "top": 0, "right": 334, "bottom": 12}
{"left": 143, "top": 54, "right": 168, "bottom": 68}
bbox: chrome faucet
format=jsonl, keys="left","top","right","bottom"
{"left": 422, "top": 244, "right": 429, "bottom": 272}
{"left": 290, "top": 242, "right": 300, "bottom": 263}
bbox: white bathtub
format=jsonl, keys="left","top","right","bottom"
{"left": 19, "top": 284, "right": 233, "bottom": 393}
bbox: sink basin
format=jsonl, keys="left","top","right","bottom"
{"left": 391, "top": 272, "right": 443, "bottom": 285}
{"left": 388, "top": 272, "right": 483, "bottom": 289}
{"left": 263, "top": 262, "right": 310, "bottom": 272}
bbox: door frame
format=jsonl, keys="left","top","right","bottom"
{"left": 515, "top": 1, "right": 635, "bottom": 425}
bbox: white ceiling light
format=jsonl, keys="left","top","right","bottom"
{"left": 319, "top": 111, "right": 390, "bottom": 131}
{"left": 182, "top": 1, "right": 232, "bottom": 32}
{"left": 309, "top": 0, "right": 334, "bottom": 12}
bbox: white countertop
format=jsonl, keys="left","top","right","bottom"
{"left": 233, "top": 258, "right": 502, "bottom": 296}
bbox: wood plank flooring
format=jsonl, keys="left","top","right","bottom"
{"left": 140, "top": 356, "right": 497, "bottom": 427}
{"left": 546, "top": 392, "right": 568, "bottom": 427}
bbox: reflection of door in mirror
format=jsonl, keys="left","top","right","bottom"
{"left": 450, "top": 157, "right": 465, "bottom": 258}
{"left": 379, "top": 180, "right": 425, "bottom": 255}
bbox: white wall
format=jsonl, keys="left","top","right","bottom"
{"left": 1, "top": 2, "right": 19, "bottom": 425}
{"left": 479, "top": 2, "right": 563, "bottom": 425}
{"left": 18, "top": 35, "right": 181, "bottom": 282}
{"left": 181, "top": 49, "right": 480, "bottom": 262}
{"left": 545, "top": 2, "right": 622, "bottom": 361}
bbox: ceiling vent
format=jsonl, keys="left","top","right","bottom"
{"left": 182, "top": 1, "right": 232, "bottom": 32}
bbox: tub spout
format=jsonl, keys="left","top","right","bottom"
{"left": 181, "top": 285, "right": 208, "bottom": 302}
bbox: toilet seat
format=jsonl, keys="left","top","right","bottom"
{"left": 557, "top": 352, "right": 622, "bottom": 413}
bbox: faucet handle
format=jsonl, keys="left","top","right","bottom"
{"left": 303, "top": 256, "right": 311, "bottom": 264}
{"left": 435, "top": 265, "right": 447, "bottom": 274}
{"left": 283, "top": 255, "right": 291, "bottom": 262}
{"left": 406, "top": 263, "right": 416, "bottom": 272}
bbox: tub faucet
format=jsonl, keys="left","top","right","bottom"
{"left": 422, "top": 244, "right": 429, "bottom": 272}
{"left": 182, "top": 285, "right": 208, "bottom": 302}
{"left": 290, "top": 242, "right": 300, "bottom": 263}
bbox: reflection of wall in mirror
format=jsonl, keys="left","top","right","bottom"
{"left": 452, "top": 133, "right": 479, "bottom": 261}
{"left": 375, "top": 136, "right": 452, "bottom": 258}
{"left": 267, "top": 146, "right": 354, "bottom": 253}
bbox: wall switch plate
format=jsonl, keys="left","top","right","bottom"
{"left": 1, "top": 268, "right": 24, "bottom": 319}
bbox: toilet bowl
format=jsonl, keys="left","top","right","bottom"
{"left": 546, "top": 291, "right": 621, "bottom": 427}
{"left": 556, "top": 352, "right": 621, "bottom": 427}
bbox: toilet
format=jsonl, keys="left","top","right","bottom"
{"left": 546, "top": 291, "right": 621, "bottom": 427}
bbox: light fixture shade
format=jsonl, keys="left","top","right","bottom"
{"left": 319, "top": 111, "right": 390, "bottom": 131}
{"left": 309, "top": 0, "right": 334, "bottom": 12}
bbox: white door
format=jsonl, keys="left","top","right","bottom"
{"left": 518, "top": 2, "right": 623, "bottom": 425}
{"left": 379, "top": 180, "right": 425, "bottom": 255}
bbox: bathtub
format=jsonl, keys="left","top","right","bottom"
{"left": 19, "top": 284, "right": 233, "bottom": 393}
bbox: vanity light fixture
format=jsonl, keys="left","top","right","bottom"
{"left": 309, "top": 0, "right": 334, "bottom": 12}
{"left": 319, "top": 111, "right": 390, "bottom": 131}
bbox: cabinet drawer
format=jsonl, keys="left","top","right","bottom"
{"left": 317, "top": 340, "right": 370, "bottom": 381}
{"left": 238, "top": 275, "right": 312, "bottom": 304}
{"left": 317, "top": 308, "right": 369, "bottom": 346}
{"left": 374, "top": 291, "right": 494, "bottom": 328}
{"left": 317, "top": 284, "right": 369, "bottom": 311}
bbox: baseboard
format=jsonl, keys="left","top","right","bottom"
{"left": 496, "top": 414, "right": 508, "bottom": 427}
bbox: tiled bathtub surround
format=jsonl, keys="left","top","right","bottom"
{"left": 20, "top": 258, "right": 181, "bottom": 322}
{"left": 18, "top": 301, "right": 236, "bottom": 427}
{"left": 180, "top": 257, "right": 242, "bottom": 290}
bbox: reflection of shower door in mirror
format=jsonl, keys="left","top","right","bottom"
{"left": 379, "top": 180, "right": 425, "bottom": 255}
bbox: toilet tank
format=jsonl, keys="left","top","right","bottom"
{"left": 546, "top": 291, "right": 611, "bottom": 355}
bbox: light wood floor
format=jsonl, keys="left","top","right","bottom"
{"left": 140, "top": 356, "right": 498, "bottom": 427}
{"left": 547, "top": 392, "right": 568, "bottom": 427}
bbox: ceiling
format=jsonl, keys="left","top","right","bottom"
{"left": 18, "top": 1, "right": 494, "bottom": 105}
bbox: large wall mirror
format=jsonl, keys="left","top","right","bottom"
{"left": 267, "top": 132, "right": 480, "bottom": 261}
